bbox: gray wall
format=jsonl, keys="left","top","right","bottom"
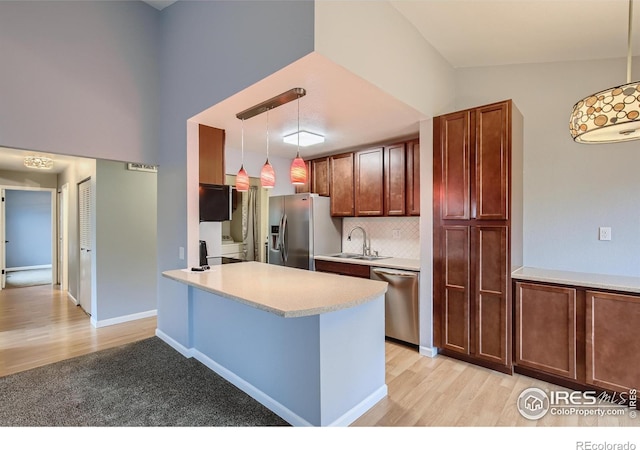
{"left": 455, "top": 57, "right": 640, "bottom": 277}
{"left": 95, "top": 160, "right": 157, "bottom": 321}
{"left": 0, "top": 1, "right": 160, "bottom": 164}
{"left": 5, "top": 190, "right": 52, "bottom": 268}
{"left": 157, "top": 0, "right": 315, "bottom": 346}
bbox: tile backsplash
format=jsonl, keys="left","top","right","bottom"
{"left": 341, "top": 217, "right": 420, "bottom": 260}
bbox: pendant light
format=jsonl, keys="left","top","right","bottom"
{"left": 290, "top": 97, "right": 307, "bottom": 185}
{"left": 570, "top": 0, "right": 640, "bottom": 143}
{"left": 235, "top": 119, "right": 250, "bottom": 192}
{"left": 260, "top": 110, "right": 276, "bottom": 189}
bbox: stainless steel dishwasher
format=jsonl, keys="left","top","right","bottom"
{"left": 370, "top": 267, "right": 419, "bottom": 345}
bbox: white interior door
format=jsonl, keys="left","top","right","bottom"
{"left": 1, "top": 189, "right": 5, "bottom": 290}
{"left": 78, "top": 179, "right": 92, "bottom": 315}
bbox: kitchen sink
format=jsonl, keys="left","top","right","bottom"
{"left": 328, "top": 253, "right": 362, "bottom": 258}
{"left": 328, "top": 253, "right": 390, "bottom": 261}
{"left": 352, "top": 255, "right": 391, "bottom": 261}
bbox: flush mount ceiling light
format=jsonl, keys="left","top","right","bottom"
{"left": 570, "top": 0, "right": 640, "bottom": 143}
{"left": 24, "top": 156, "right": 54, "bottom": 170}
{"left": 283, "top": 130, "right": 325, "bottom": 147}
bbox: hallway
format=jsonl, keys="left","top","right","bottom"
{"left": 0, "top": 284, "right": 156, "bottom": 377}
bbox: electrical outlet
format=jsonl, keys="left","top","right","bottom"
{"left": 598, "top": 227, "right": 612, "bottom": 241}
{"left": 392, "top": 229, "right": 401, "bottom": 239}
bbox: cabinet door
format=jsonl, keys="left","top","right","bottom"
{"left": 474, "top": 225, "right": 510, "bottom": 366}
{"left": 312, "top": 157, "right": 330, "bottom": 197}
{"left": 515, "top": 283, "right": 577, "bottom": 379}
{"left": 384, "top": 143, "right": 406, "bottom": 216}
{"left": 314, "top": 260, "right": 370, "bottom": 279}
{"left": 475, "top": 101, "right": 509, "bottom": 220}
{"left": 438, "top": 111, "right": 470, "bottom": 220}
{"left": 440, "top": 225, "right": 471, "bottom": 355}
{"left": 329, "top": 153, "right": 354, "bottom": 216}
{"left": 294, "top": 160, "right": 312, "bottom": 194}
{"left": 586, "top": 291, "right": 640, "bottom": 392}
{"left": 406, "top": 139, "right": 420, "bottom": 216}
{"left": 354, "top": 147, "right": 384, "bottom": 216}
{"left": 199, "top": 124, "right": 225, "bottom": 185}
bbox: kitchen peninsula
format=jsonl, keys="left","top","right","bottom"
{"left": 161, "top": 261, "right": 388, "bottom": 426}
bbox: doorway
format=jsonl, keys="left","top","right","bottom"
{"left": 78, "top": 178, "right": 93, "bottom": 316}
{"left": 0, "top": 187, "right": 56, "bottom": 290}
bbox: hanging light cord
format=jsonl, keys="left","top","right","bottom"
{"left": 628, "top": 0, "right": 634, "bottom": 83}
{"left": 266, "top": 110, "right": 270, "bottom": 161}
{"left": 241, "top": 119, "right": 245, "bottom": 163}
{"left": 297, "top": 98, "right": 301, "bottom": 157}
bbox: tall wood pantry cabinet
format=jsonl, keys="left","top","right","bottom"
{"left": 433, "top": 99, "right": 523, "bottom": 373}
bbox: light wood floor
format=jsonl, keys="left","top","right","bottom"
{"left": 1, "top": 285, "right": 637, "bottom": 427}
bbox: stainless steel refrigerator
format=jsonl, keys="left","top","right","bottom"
{"left": 268, "top": 193, "right": 342, "bottom": 270}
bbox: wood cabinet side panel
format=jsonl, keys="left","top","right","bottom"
{"left": 199, "top": 124, "right": 225, "bottom": 185}
{"left": 384, "top": 143, "right": 406, "bottom": 216}
{"left": 406, "top": 139, "right": 420, "bottom": 216}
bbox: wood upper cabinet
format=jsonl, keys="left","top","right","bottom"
{"left": 475, "top": 102, "right": 510, "bottom": 220}
{"left": 586, "top": 291, "right": 640, "bottom": 392}
{"left": 515, "top": 282, "right": 578, "bottom": 380}
{"left": 438, "top": 111, "right": 470, "bottom": 220}
{"left": 329, "top": 153, "right": 354, "bottom": 216}
{"left": 406, "top": 139, "right": 420, "bottom": 216}
{"left": 312, "top": 157, "right": 330, "bottom": 197}
{"left": 384, "top": 143, "right": 406, "bottom": 216}
{"left": 199, "top": 124, "right": 225, "bottom": 185}
{"left": 355, "top": 147, "right": 384, "bottom": 216}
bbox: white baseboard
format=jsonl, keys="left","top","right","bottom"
{"left": 6, "top": 264, "right": 52, "bottom": 272}
{"left": 419, "top": 345, "right": 439, "bottom": 358}
{"left": 155, "top": 329, "right": 193, "bottom": 358}
{"left": 94, "top": 309, "right": 157, "bottom": 328}
{"left": 67, "top": 292, "right": 78, "bottom": 306}
{"left": 327, "top": 384, "right": 388, "bottom": 427}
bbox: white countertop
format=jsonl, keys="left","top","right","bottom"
{"left": 511, "top": 266, "right": 640, "bottom": 294}
{"left": 314, "top": 254, "right": 421, "bottom": 272}
{"left": 162, "top": 261, "right": 388, "bottom": 318}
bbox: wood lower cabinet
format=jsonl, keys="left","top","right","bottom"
{"left": 586, "top": 291, "right": 640, "bottom": 392}
{"left": 314, "top": 259, "right": 370, "bottom": 279}
{"left": 515, "top": 282, "right": 578, "bottom": 380}
{"left": 513, "top": 279, "right": 640, "bottom": 399}
{"left": 329, "top": 153, "right": 355, "bottom": 216}
{"left": 355, "top": 147, "right": 384, "bottom": 216}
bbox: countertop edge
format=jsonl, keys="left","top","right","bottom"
{"left": 161, "top": 269, "right": 387, "bottom": 318}
{"left": 511, "top": 266, "right": 640, "bottom": 294}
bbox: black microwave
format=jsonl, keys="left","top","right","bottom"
{"left": 199, "top": 183, "right": 232, "bottom": 222}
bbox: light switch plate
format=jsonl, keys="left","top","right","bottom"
{"left": 598, "top": 227, "right": 612, "bottom": 241}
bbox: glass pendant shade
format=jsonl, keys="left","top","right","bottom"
{"left": 235, "top": 165, "right": 250, "bottom": 192}
{"left": 260, "top": 159, "right": 276, "bottom": 189}
{"left": 570, "top": 81, "right": 640, "bottom": 143}
{"left": 290, "top": 154, "right": 307, "bottom": 185}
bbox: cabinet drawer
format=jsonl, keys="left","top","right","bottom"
{"left": 314, "top": 260, "right": 370, "bottom": 279}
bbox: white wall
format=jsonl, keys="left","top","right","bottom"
{"left": 0, "top": 1, "right": 160, "bottom": 164}
{"left": 456, "top": 57, "right": 640, "bottom": 277}
{"left": 0, "top": 170, "right": 57, "bottom": 189}
{"left": 94, "top": 160, "right": 157, "bottom": 324}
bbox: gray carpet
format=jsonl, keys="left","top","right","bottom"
{"left": 0, "top": 337, "right": 289, "bottom": 427}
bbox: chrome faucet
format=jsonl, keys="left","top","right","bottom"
{"left": 347, "top": 226, "right": 370, "bottom": 256}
